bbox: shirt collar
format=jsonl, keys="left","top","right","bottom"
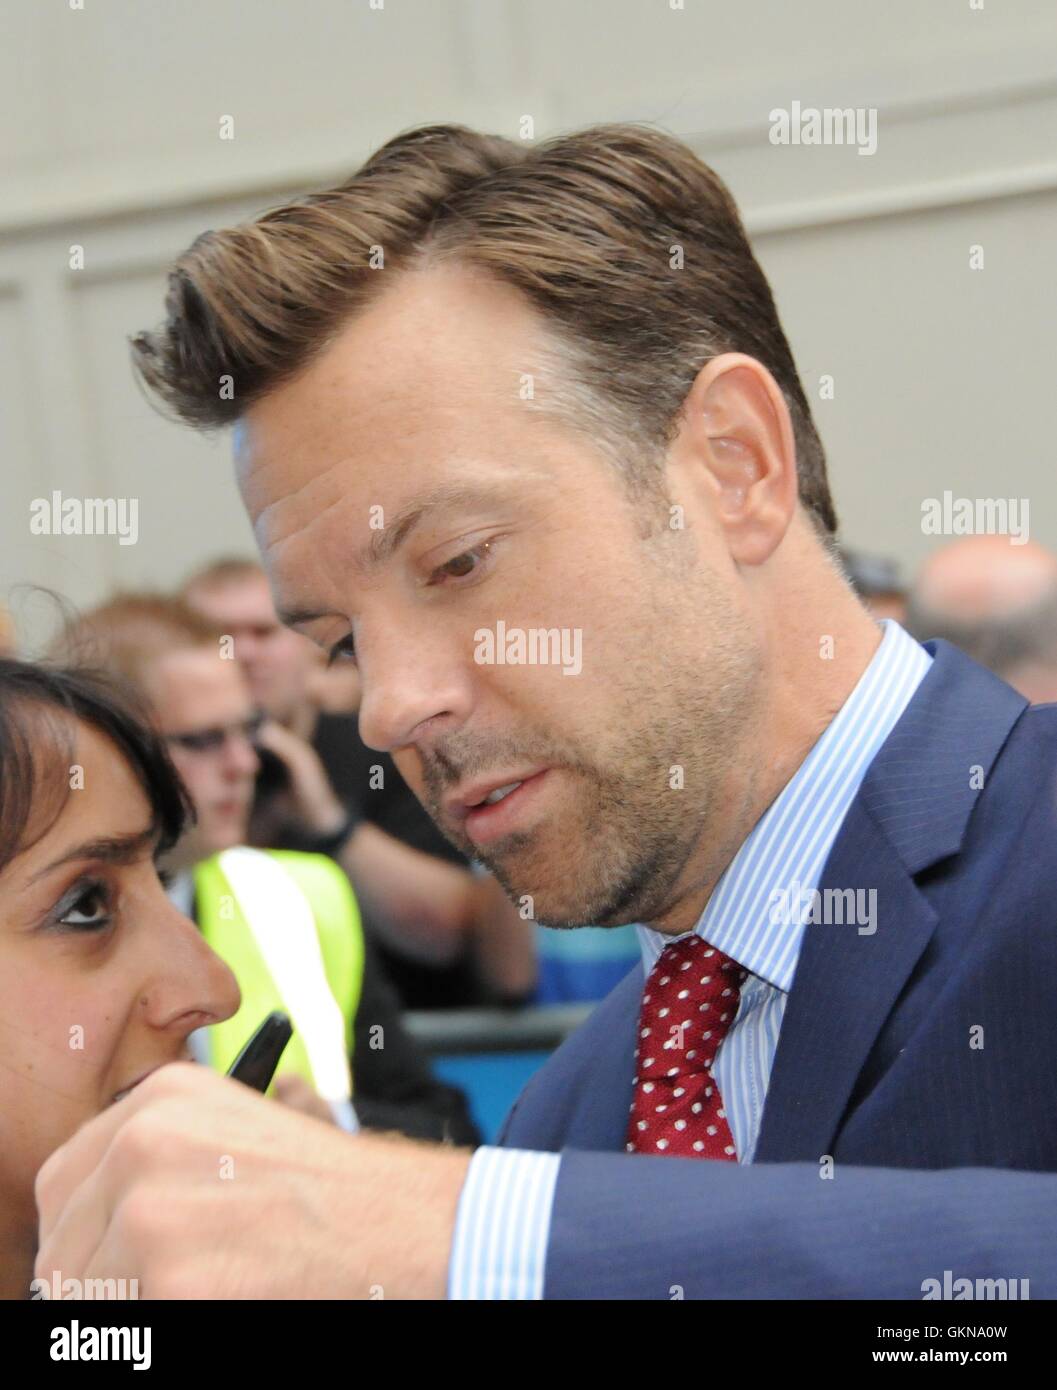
{"left": 637, "top": 619, "right": 932, "bottom": 991}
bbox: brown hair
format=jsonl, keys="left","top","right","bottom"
{"left": 0, "top": 658, "right": 194, "bottom": 874}
{"left": 181, "top": 555, "right": 265, "bottom": 603}
{"left": 131, "top": 122, "right": 837, "bottom": 535}
{"left": 51, "top": 593, "right": 224, "bottom": 699}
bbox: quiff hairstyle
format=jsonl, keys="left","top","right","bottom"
{"left": 131, "top": 122, "right": 837, "bottom": 536}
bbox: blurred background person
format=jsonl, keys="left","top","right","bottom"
{"left": 182, "top": 558, "right": 536, "bottom": 1008}
{"left": 55, "top": 594, "right": 480, "bottom": 1144}
{"left": 905, "top": 536, "right": 1057, "bottom": 704}
{"left": 838, "top": 547, "right": 907, "bottom": 625}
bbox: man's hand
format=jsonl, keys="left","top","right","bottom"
{"left": 35, "top": 1063, "right": 473, "bottom": 1299}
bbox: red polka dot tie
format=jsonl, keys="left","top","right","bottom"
{"left": 626, "top": 935, "right": 748, "bottom": 1159}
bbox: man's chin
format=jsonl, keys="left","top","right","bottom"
{"left": 482, "top": 859, "right": 619, "bottom": 931}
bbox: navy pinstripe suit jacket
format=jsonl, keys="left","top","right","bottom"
{"left": 499, "top": 641, "right": 1057, "bottom": 1297}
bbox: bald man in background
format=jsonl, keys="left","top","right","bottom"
{"left": 906, "top": 536, "right": 1057, "bottom": 704}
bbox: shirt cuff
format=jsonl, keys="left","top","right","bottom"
{"left": 447, "top": 1146, "right": 562, "bottom": 1299}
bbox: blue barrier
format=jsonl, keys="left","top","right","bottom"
{"left": 431, "top": 1050, "right": 553, "bottom": 1143}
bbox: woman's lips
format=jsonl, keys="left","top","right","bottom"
{"left": 112, "top": 1053, "right": 191, "bottom": 1104}
{"left": 112, "top": 1068, "right": 159, "bottom": 1105}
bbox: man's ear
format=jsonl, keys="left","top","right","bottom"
{"left": 679, "top": 352, "right": 799, "bottom": 566}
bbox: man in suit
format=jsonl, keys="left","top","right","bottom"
{"left": 35, "top": 121, "right": 1057, "bottom": 1299}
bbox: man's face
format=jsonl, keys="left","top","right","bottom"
{"left": 145, "top": 649, "right": 260, "bottom": 861}
{"left": 186, "top": 573, "right": 320, "bottom": 723}
{"left": 235, "top": 264, "right": 761, "bottom": 929}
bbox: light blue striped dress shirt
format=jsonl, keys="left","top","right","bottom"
{"left": 448, "top": 619, "right": 932, "bottom": 1298}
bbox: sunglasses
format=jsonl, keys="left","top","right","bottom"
{"left": 164, "top": 711, "right": 266, "bottom": 755}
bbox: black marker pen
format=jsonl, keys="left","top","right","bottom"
{"left": 226, "top": 1011, "right": 294, "bottom": 1092}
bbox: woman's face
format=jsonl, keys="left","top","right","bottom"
{"left": 0, "top": 716, "right": 241, "bottom": 1229}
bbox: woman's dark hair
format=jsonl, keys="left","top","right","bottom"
{"left": 0, "top": 658, "right": 195, "bottom": 875}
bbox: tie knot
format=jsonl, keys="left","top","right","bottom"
{"left": 650, "top": 935, "right": 745, "bottom": 987}
{"left": 639, "top": 936, "right": 748, "bottom": 1056}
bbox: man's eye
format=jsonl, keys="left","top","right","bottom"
{"left": 56, "top": 880, "right": 113, "bottom": 932}
{"left": 430, "top": 541, "right": 494, "bottom": 586}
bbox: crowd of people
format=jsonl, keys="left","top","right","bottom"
{"left": 0, "top": 549, "right": 653, "bottom": 1259}
{"left": 3, "top": 107, "right": 1054, "bottom": 1302}
{"left": 6, "top": 534, "right": 1050, "bottom": 1300}
{"left": 2, "top": 531, "right": 1052, "bottom": 1202}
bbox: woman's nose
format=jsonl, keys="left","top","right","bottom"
{"left": 140, "top": 900, "right": 242, "bottom": 1034}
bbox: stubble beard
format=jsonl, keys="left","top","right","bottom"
{"left": 426, "top": 621, "right": 761, "bottom": 932}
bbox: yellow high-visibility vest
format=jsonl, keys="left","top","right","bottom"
{"left": 193, "top": 847, "right": 365, "bottom": 1100}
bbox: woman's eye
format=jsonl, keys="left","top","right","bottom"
{"left": 327, "top": 633, "right": 357, "bottom": 668}
{"left": 57, "top": 881, "right": 113, "bottom": 932}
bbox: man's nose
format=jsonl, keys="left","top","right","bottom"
{"left": 356, "top": 625, "right": 474, "bottom": 753}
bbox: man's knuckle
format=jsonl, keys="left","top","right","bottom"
{"left": 113, "top": 1109, "right": 166, "bottom": 1168}
{"left": 116, "top": 1185, "right": 164, "bottom": 1244}
{"left": 34, "top": 1150, "right": 61, "bottom": 1207}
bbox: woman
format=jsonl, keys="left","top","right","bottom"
{"left": 56, "top": 593, "right": 482, "bottom": 1145}
{"left": 0, "top": 658, "right": 240, "bottom": 1299}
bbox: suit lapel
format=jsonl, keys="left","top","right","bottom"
{"left": 754, "top": 640, "right": 1027, "bottom": 1163}
{"left": 752, "top": 802, "right": 937, "bottom": 1161}
{"left": 560, "top": 965, "right": 643, "bottom": 1151}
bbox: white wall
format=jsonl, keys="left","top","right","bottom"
{"left": 2, "top": 0, "right": 1055, "bottom": 646}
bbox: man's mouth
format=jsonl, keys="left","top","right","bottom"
{"left": 450, "top": 769, "right": 553, "bottom": 848}
{"left": 478, "top": 781, "right": 523, "bottom": 806}
{"left": 445, "top": 766, "right": 549, "bottom": 822}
